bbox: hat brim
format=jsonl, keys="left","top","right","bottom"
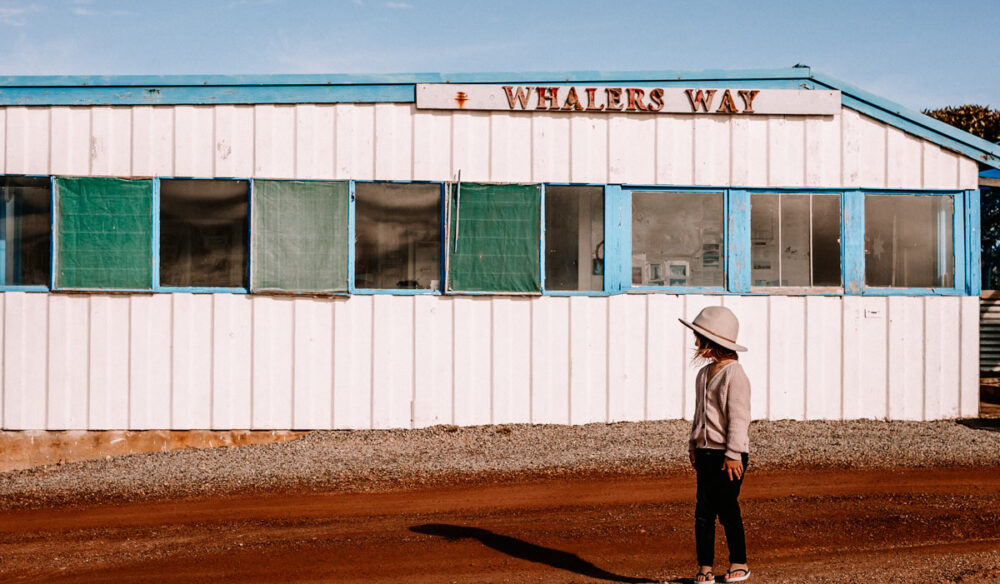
{"left": 679, "top": 318, "right": 747, "bottom": 352}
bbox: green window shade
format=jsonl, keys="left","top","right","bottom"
{"left": 54, "top": 177, "right": 152, "bottom": 290}
{"left": 447, "top": 183, "right": 541, "bottom": 293}
{"left": 251, "top": 180, "right": 349, "bottom": 293}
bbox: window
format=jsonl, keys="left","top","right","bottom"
{"left": 631, "top": 192, "right": 724, "bottom": 288}
{"left": 447, "top": 183, "right": 541, "bottom": 293}
{"left": 544, "top": 186, "right": 604, "bottom": 292}
{"left": 355, "top": 182, "right": 441, "bottom": 290}
{"left": 251, "top": 180, "right": 349, "bottom": 293}
{"left": 0, "top": 177, "right": 50, "bottom": 286}
{"left": 159, "top": 179, "right": 248, "bottom": 288}
{"left": 750, "top": 193, "right": 841, "bottom": 287}
{"left": 865, "top": 194, "right": 954, "bottom": 288}
{"left": 54, "top": 177, "right": 153, "bottom": 290}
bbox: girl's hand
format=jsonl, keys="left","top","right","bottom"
{"left": 722, "top": 458, "right": 744, "bottom": 480}
{"left": 689, "top": 450, "right": 696, "bottom": 468}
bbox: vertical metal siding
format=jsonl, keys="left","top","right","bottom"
{"left": 0, "top": 103, "right": 976, "bottom": 188}
{"left": 0, "top": 292, "right": 983, "bottom": 429}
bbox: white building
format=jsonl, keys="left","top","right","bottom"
{"left": 0, "top": 66, "right": 997, "bottom": 430}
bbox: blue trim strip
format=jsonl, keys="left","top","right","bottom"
{"left": 156, "top": 286, "right": 248, "bottom": 294}
{"left": 0, "top": 68, "right": 813, "bottom": 88}
{"left": 0, "top": 85, "right": 415, "bottom": 106}
{"left": 953, "top": 191, "right": 966, "bottom": 294}
{"left": 862, "top": 288, "right": 965, "bottom": 297}
{"left": 842, "top": 190, "right": 865, "bottom": 295}
{"left": 539, "top": 184, "right": 546, "bottom": 293}
{"left": 247, "top": 178, "right": 254, "bottom": 291}
{"left": 0, "top": 285, "right": 48, "bottom": 292}
{"left": 727, "top": 190, "right": 751, "bottom": 293}
{"left": 353, "top": 288, "right": 439, "bottom": 295}
{"left": 629, "top": 286, "right": 728, "bottom": 294}
{"left": 604, "top": 185, "right": 629, "bottom": 293}
{"left": 151, "top": 178, "right": 160, "bottom": 289}
{"left": 347, "top": 180, "right": 356, "bottom": 293}
{"left": 49, "top": 176, "right": 57, "bottom": 289}
{"left": 967, "top": 189, "right": 982, "bottom": 295}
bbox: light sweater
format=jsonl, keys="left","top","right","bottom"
{"left": 688, "top": 360, "right": 751, "bottom": 460}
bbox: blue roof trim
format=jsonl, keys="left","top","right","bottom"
{"left": 808, "top": 71, "right": 1000, "bottom": 169}
{"left": 0, "top": 67, "right": 812, "bottom": 87}
{"left": 1, "top": 66, "right": 997, "bottom": 169}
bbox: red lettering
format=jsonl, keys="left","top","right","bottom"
{"left": 685, "top": 89, "right": 717, "bottom": 112}
{"left": 605, "top": 88, "right": 623, "bottom": 111}
{"left": 562, "top": 87, "right": 583, "bottom": 111}
{"left": 716, "top": 89, "right": 738, "bottom": 114}
{"left": 626, "top": 88, "right": 648, "bottom": 111}
{"left": 648, "top": 88, "right": 664, "bottom": 111}
{"left": 585, "top": 87, "right": 605, "bottom": 111}
{"left": 738, "top": 90, "right": 760, "bottom": 113}
{"left": 536, "top": 87, "right": 559, "bottom": 109}
{"left": 503, "top": 86, "right": 532, "bottom": 110}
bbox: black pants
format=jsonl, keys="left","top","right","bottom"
{"left": 694, "top": 448, "right": 749, "bottom": 566}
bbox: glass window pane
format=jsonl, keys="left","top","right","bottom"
{"left": 631, "top": 192, "right": 724, "bottom": 288}
{"left": 160, "top": 179, "right": 248, "bottom": 288}
{"left": 812, "top": 195, "right": 841, "bottom": 286}
{"left": 55, "top": 177, "right": 152, "bottom": 290}
{"left": 355, "top": 183, "right": 441, "bottom": 290}
{"left": 865, "top": 195, "right": 953, "bottom": 288}
{"left": 751, "top": 193, "right": 841, "bottom": 287}
{"left": 545, "top": 186, "right": 603, "bottom": 291}
{"left": 251, "top": 180, "right": 349, "bottom": 293}
{"left": 0, "top": 176, "right": 50, "bottom": 286}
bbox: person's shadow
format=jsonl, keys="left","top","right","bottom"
{"left": 409, "top": 523, "right": 658, "bottom": 583}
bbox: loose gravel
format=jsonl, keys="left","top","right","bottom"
{"left": 1, "top": 419, "right": 998, "bottom": 510}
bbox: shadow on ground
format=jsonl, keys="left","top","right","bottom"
{"left": 957, "top": 417, "right": 1000, "bottom": 432}
{"left": 409, "top": 523, "right": 657, "bottom": 583}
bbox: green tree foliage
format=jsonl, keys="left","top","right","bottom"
{"left": 922, "top": 104, "right": 1000, "bottom": 144}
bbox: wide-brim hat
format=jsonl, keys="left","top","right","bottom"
{"left": 679, "top": 306, "right": 747, "bottom": 352}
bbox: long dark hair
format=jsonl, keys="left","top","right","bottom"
{"left": 692, "top": 332, "right": 739, "bottom": 365}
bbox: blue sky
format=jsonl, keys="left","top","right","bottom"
{"left": 0, "top": 0, "right": 996, "bottom": 111}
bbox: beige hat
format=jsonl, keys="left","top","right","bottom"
{"left": 679, "top": 306, "right": 747, "bottom": 352}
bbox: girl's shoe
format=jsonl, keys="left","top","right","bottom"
{"left": 694, "top": 570, "right": 715, "bottom": 584}
{"left": 723, "top": 568, "right": 751, "bottom": 582}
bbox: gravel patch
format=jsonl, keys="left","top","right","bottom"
{"left": 1, "top": 419, "right": 998, "bottom": 510}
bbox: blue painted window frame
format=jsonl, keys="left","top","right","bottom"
{"left": 540, "top": 183, "right": 612, "bottom": 297}
{"left": 2, "top": 173, "right": 981, "bottom": 298}
{"left": 858, "top": 189, "right": 970, "bottom": 297}
{"left": 0, "top": 174, "right": 52, "bottom": 292}
{"left": 349, "top": 180, "right": 446, "bottom": 296}
{"left": 153, "top": 176, "right": 251, "bottom": 294}
{"left": 743, "top": 191, "right": 845, "bottom": 295}
{"left": 620, "top": 186, "right": 730, "bottom": 295}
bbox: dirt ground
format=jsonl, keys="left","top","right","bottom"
{"left": 1, "top": 466, "right": 998, "bottom": 584}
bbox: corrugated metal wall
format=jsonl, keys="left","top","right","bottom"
{"left": 0, "top": 103, "right": 982, "bottom": 429}
{"left": 0, "top": 104, "right": 980, "bottom": 189}
{"left": 0, "top": 293, "right": 980, "bottom": 429}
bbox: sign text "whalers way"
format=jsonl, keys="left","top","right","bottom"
{"left": 415, "top": 85, "right": 841, "bottom": 116}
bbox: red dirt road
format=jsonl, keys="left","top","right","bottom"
{"left": 1, "top": 467, "right": 999, "bottom": 583}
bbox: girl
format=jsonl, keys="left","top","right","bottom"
{"left": 679, "top": 306, "right": 751, "bottom": 584}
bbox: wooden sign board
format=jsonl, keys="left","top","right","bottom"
{"left": 416, "top": 84, "right": 840, "bottom": 115}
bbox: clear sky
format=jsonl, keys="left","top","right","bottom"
{"left": 0, "top": 0, "right": 996, "bottom": 111}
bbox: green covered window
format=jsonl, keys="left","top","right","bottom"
{"left": 54, "top": 177, "right": 152, "bottom": 290}
{"left": 446, "top": 183, "right": 541, "bottom": 293}
{"left": 250, "top": 180, "right": 350, "bottom": 293}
